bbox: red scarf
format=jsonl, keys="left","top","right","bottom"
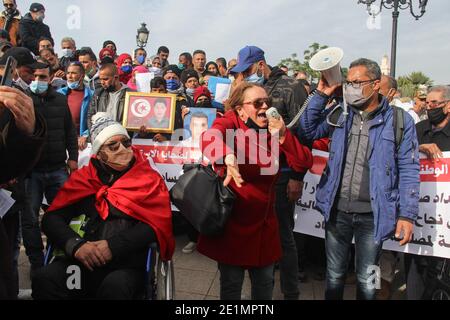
{"left": 49, "top": 147, "right": 175, "bottom": 261}
{"left": 117, "top": 53, "right": 133, "bottom": 84}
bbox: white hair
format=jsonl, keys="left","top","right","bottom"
{"left": 428, "top": 85, "right": 450, "bottom": 100}
{"left": 61, "top": 37, "right": 76, "bottom": 47}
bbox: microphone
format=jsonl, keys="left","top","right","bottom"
{"left": 266, "top": 107, "right": 281, "bottom": 120}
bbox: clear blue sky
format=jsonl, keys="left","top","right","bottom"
{"left": 18, "top": 0, "right": 450, "bottom": 83}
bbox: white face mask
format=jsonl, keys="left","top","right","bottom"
{"left": 61, "top": 49, "right": 74, "bottom": 58}
{"left": 344, "top": 83, "right": 375, "bottom": 109}
{"left": 15, "top": 77, "right": 29, "bottom": 90}
{"left": 36, "top": 13, "right": 45, "bottom": 22}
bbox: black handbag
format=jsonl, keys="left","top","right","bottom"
{"left": 169, "top": 164, "right": 236, "bottom": 237}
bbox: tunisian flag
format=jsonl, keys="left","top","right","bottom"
{"left": 48, "top": 147, "right": 175, "bottom": 261}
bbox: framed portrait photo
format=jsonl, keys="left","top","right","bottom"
{"left": 123, "top": 92, "right": 177, "bottom": 133}
{"left": 183, "top": 107, "right": 217, "bottom": 142}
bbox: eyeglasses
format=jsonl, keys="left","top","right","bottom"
{"left": 344, "top": 80, "right": 375, "bottom": 89}
{"left": 242, "top": 97, "right": 272, "bottom": 109}
{"left": 426, "top": 100, "right": 449, "bottom": 108}
{"left": 4, "top": 4, "right": 14, "bottom": 8}
{"left": 103, "top": 138, "right": 132, "bottom": 152}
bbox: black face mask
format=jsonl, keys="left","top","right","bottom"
{"left": 245, "top": 117, "right": 265, "bottom": 132}
{"left": 428, "top": 107, "right": 447, "bottom": 126}
{"left": 195, "top": 101, "right": 212, "bottom": 108}
{"left": 106, "top": 84, "right": 116, "bottom": 93}
{"left": 101, "top": 57, "right": 114, "bottom": 65}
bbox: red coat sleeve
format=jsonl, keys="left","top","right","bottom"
{"left": 280, "top": 130, "right": 313, "bottom": 173}
{"left": 312, "top": 138, "right": 330, "bottom": 152}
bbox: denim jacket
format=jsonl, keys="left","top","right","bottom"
{"left": 58, "top": 86, "right": 94, "bottom": 137}
{"left": 297, "top": 93, "right": 420, "bottom": 243}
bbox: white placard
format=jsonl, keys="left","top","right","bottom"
{"left": 0, "top": 189, "right": 15, "bottom": 218}
{"left": 294, "top": 151, "right": 450, "bottom": 259}
{"left": 215, "top": 83, "right": 231, "bottom": 104}
{"left": 78, "top": 143, "right": 92, "bottom": 168}
{"left": 136, "top": 72, "right": 154, "bottom": 93}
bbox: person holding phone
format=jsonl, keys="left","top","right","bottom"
{"left": 21, "top": 62, "right": 78, "bottom": 276}
{"left": 0, "top": 64, "right": 47, "bottom": 299}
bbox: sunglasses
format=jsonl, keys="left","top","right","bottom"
{"left": 242, "top": 97, "right": 272, "bottom": 109}
{"left": 103, "top": 138, "right": 132, "bottom": 152}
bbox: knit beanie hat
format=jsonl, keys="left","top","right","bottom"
{"left": 162, "top": 64, "right": 182, "bottom": 78}
{"left": 180, "top": 68, "right": 199, "bottom": 85}
{"left": 90, "top": 112, "right": 130, "bottom": 155}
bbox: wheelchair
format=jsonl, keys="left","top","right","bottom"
{"left": 44, "top": 242, "right": 175, "bottom": 300}
{"left": 430, "top": 259, "right": 450, "bottom": 300}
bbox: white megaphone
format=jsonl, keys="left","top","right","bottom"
{"left": 309, "top": 47, "right": 344, "bottom": 87}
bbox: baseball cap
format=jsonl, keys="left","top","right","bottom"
{"left": 163, "top": 65, "right": 182, "bottom": 78}
{"left": 415, "top": 85, "right": 428, "bottom": 99}
{"left": 231, "top": 46, "right": 265, "bottom": 73}
{"left": 30, "top": 3, "right": 45, "bottom": 13}
{"left": 0, "top": 47, "right": 48, "bottom": 69}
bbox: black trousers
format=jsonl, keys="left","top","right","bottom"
{"left": 32, "top": 259, "right": 145, "bottom": 300}
{"left": 0, "top": 208, "right": 20, "bottom": 300}
{"left": 275, "top": 172, "right": 299, "bottom": 299}
{"left": 0, "top": 218, "right": 15, "bottom": 300}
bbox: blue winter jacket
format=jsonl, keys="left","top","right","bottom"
{"left": 58, "top": 86, "right": 94, "bottom": 137}
{"left": 297, "top": 93, "right": 420, "bottom": 243}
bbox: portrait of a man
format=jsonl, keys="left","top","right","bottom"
{"left": 148, "top": 98, "right": 170, "bottom": 129}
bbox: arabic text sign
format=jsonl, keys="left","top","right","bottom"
{"left": 419, "top": 158, "right": 450, "bottom": 182}
{"left": 133, "top": 140, "right": 203, "bottom": 211}
{"left": 133, "top": 139, "right": 203, "bottom": 165}
{"left": 294, "top": 151, "right": 450, "bottom": 259}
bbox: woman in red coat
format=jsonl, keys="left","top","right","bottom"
{"left": 198, "top": 82, "right": 313, "bottom": 300}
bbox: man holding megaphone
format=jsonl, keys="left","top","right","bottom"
{"left": 297, "top": 57, "right": 420, "bottom": 300}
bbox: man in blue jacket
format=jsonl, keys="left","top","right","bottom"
{"left": 298, "top": 58, "right": 420, "bottom": 300}
{"left": 58, "top": 61, "right": 93, "bottom": 151}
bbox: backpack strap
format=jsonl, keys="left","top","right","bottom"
{"left": 393, "top": 106, "right": 405, "bottom": 152}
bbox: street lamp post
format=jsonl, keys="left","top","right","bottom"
{"left": 136, "top": 22, "right": 150, "bottom": 48}
{"left": 358, "top": 0, "right": 428, "bottom": 78}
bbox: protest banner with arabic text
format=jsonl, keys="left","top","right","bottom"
{"left": 293, "top": 150, "right": 450, "bottom": 259}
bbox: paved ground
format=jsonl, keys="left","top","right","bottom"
{"left": 17, "top": 236, "right": 407, "bottom": 300}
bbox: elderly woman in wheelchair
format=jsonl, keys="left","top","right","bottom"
{"left": 32, "top": 113, "right": 175, "bottom": 300}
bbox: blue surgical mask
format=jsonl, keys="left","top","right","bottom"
{"left": 67, "top": 81, "right": 81, "bottom": 90}
{"left": 245, "top": 72, "right": 265, "bottom": 84}
{"left": 30, "top": 80, "right": 48, "bottom": 94}
{"left": 121, "top": 65, "right": 132, "bottom": 74}
{"left": 137, "top": 55, "right": 146, "bottom": 65}
{"left": 178, "top": 63, "right": 185, "bottom": 71}
{"left": 186, "top": 88, "right": 195, "bottom": 97}
{"left": 166, "top": 79, "right": 180, "bottom": 91}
